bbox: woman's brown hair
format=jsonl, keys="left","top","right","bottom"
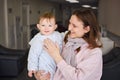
{"left": 64, "top": 8, "right": 102, "bottom": 49}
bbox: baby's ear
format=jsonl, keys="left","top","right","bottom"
{"left": 37, "top": 24, "right": 40, "bottom": 29}
{"left": 55, "top": 24, "right": 58, "bottom": 30}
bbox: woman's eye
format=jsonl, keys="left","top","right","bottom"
{"left": 73, "top": 25, "right": 77, "bottom": 28}
{"left": 72, "top": 24, "right": 77, "bottom": 28}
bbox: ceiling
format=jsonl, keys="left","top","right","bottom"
{"left": 45, "top": 0, "right": 99, "bottom": 7}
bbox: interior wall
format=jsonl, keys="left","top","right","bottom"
{"left": 0, "top": 0, "right": 7, "bottom": 46}
{"left": 98, "top": 0, "right": 120, "bottom": 36}
{"left": 0, "top": 0, "right": 62, "bottom": 48}
{"left": 7, "top": 0, "right": 22, "bottom": 48}
{"left": 26, "top": 0, "right": 62, "bottom": 24}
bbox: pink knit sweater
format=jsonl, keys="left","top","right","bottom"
{"left": 53, "top": 38, "right": 102, "bottom": 80}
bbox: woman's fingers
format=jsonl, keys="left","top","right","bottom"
{"left": 55, "top": 42, "right": 59, "bottom": 49}
{"left": 40, "top": 72, "right": 51, "bottom": 80}
{"left": 44, "top": 38, "right": 55, "bottom": 52}
{"left": 34, "top": 72, "right": 40, "bottom": 80}
{"left": 46, "top": 38, "right": 58, "bottom": 48}
{"left": 34, "top": 70, "right": 46, "bottom": 80}
{"left": 43, "top": 38, "right": 62, "bottom": 63}
{"left": 35, "top": 71, "right": 50, "bottom": 80}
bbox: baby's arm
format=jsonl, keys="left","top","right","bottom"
{"left": 27, "top": 41, "right": 42, "bottom": 77}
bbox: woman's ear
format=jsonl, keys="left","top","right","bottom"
{"left": 84, "top": 26, "right": 90, "bottom": 33}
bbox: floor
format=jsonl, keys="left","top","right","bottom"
{"left": 0, "top": 67, "right": 36, "bottom": 80}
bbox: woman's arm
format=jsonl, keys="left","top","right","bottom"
{"left": 44, "top": 39, "right": 102, "bottom": 80}
{"left": 56, "top": 48, "right": 103, "bottom": 80}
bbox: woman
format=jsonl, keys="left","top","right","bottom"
{"left": 35, "top": 8, "right": 103, "bottom": 80}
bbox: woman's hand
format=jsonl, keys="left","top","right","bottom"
{"left": 34, "top": 70, "right": 50, "bottom": 80}
{"left": 44, "top": 38, "right": 63, "bottom": 64}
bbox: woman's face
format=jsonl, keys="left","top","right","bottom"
{"left": 68, "top": 15, "right": 90, "bottom": 38}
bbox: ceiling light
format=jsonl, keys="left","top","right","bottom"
{"left": 66, "top": 0, "right": 79, "bottom": 3}
{"left": 81, "top": 5, "right": 91, "bottom": 8}
{"left": 91, "top": 7, "right": 97, "bottom": 9}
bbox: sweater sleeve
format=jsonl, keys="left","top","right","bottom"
{"left": 56, "top": 48, "right": 102, "bottom": 80}
{"left": 27, "top": 35, "right": 42, "bottom": 71}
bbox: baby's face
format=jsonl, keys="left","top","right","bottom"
{"left": 37, "top": 18, "right": 57, "bottom": 35}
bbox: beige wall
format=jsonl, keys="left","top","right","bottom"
{"left": 7, "top": 0, "right": 62, "bottom": 26}
{"left": 22, "top": 0, "right": 62, "bottom": 24}
{"left": 0, "top": 0, "right": 6, "bottom": 46}
{"left": 0, "top": 0, "right": 62, "bottom": 48}
{"left": 98, "top": 0, "right": 120, "bottom": 36}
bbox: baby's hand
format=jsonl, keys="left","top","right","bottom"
{"left": 28, "top": 70, "right": 36, "bottom": 77}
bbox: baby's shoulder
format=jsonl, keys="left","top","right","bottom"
{"left": 53, "top": 31, "right": 62, "bottom": 38}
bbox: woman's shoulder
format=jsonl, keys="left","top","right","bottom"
{"left": 90, "top": 48, "right": 102, "bottom": 54}
{"left": 79, "top": 46, "right": 102, "bottom": 57}
{"left": 76, "top": 47, "right": 102, "bottom": 64}
{"left": 88, "top": 47, "right": 102, "bottom": 58}
{"left": 81, "top": 43, "right": 102, "bottom": 52}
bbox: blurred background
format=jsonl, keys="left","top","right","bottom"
{"left": 0, "top": 0, "right": 120, "bottom": 50}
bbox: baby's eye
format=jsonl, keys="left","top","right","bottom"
{"left": 49, "top": 25, "right": 52, "bottom": 27}
{"left": 41, "top": 25, "right": 45, "bottom": 27}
